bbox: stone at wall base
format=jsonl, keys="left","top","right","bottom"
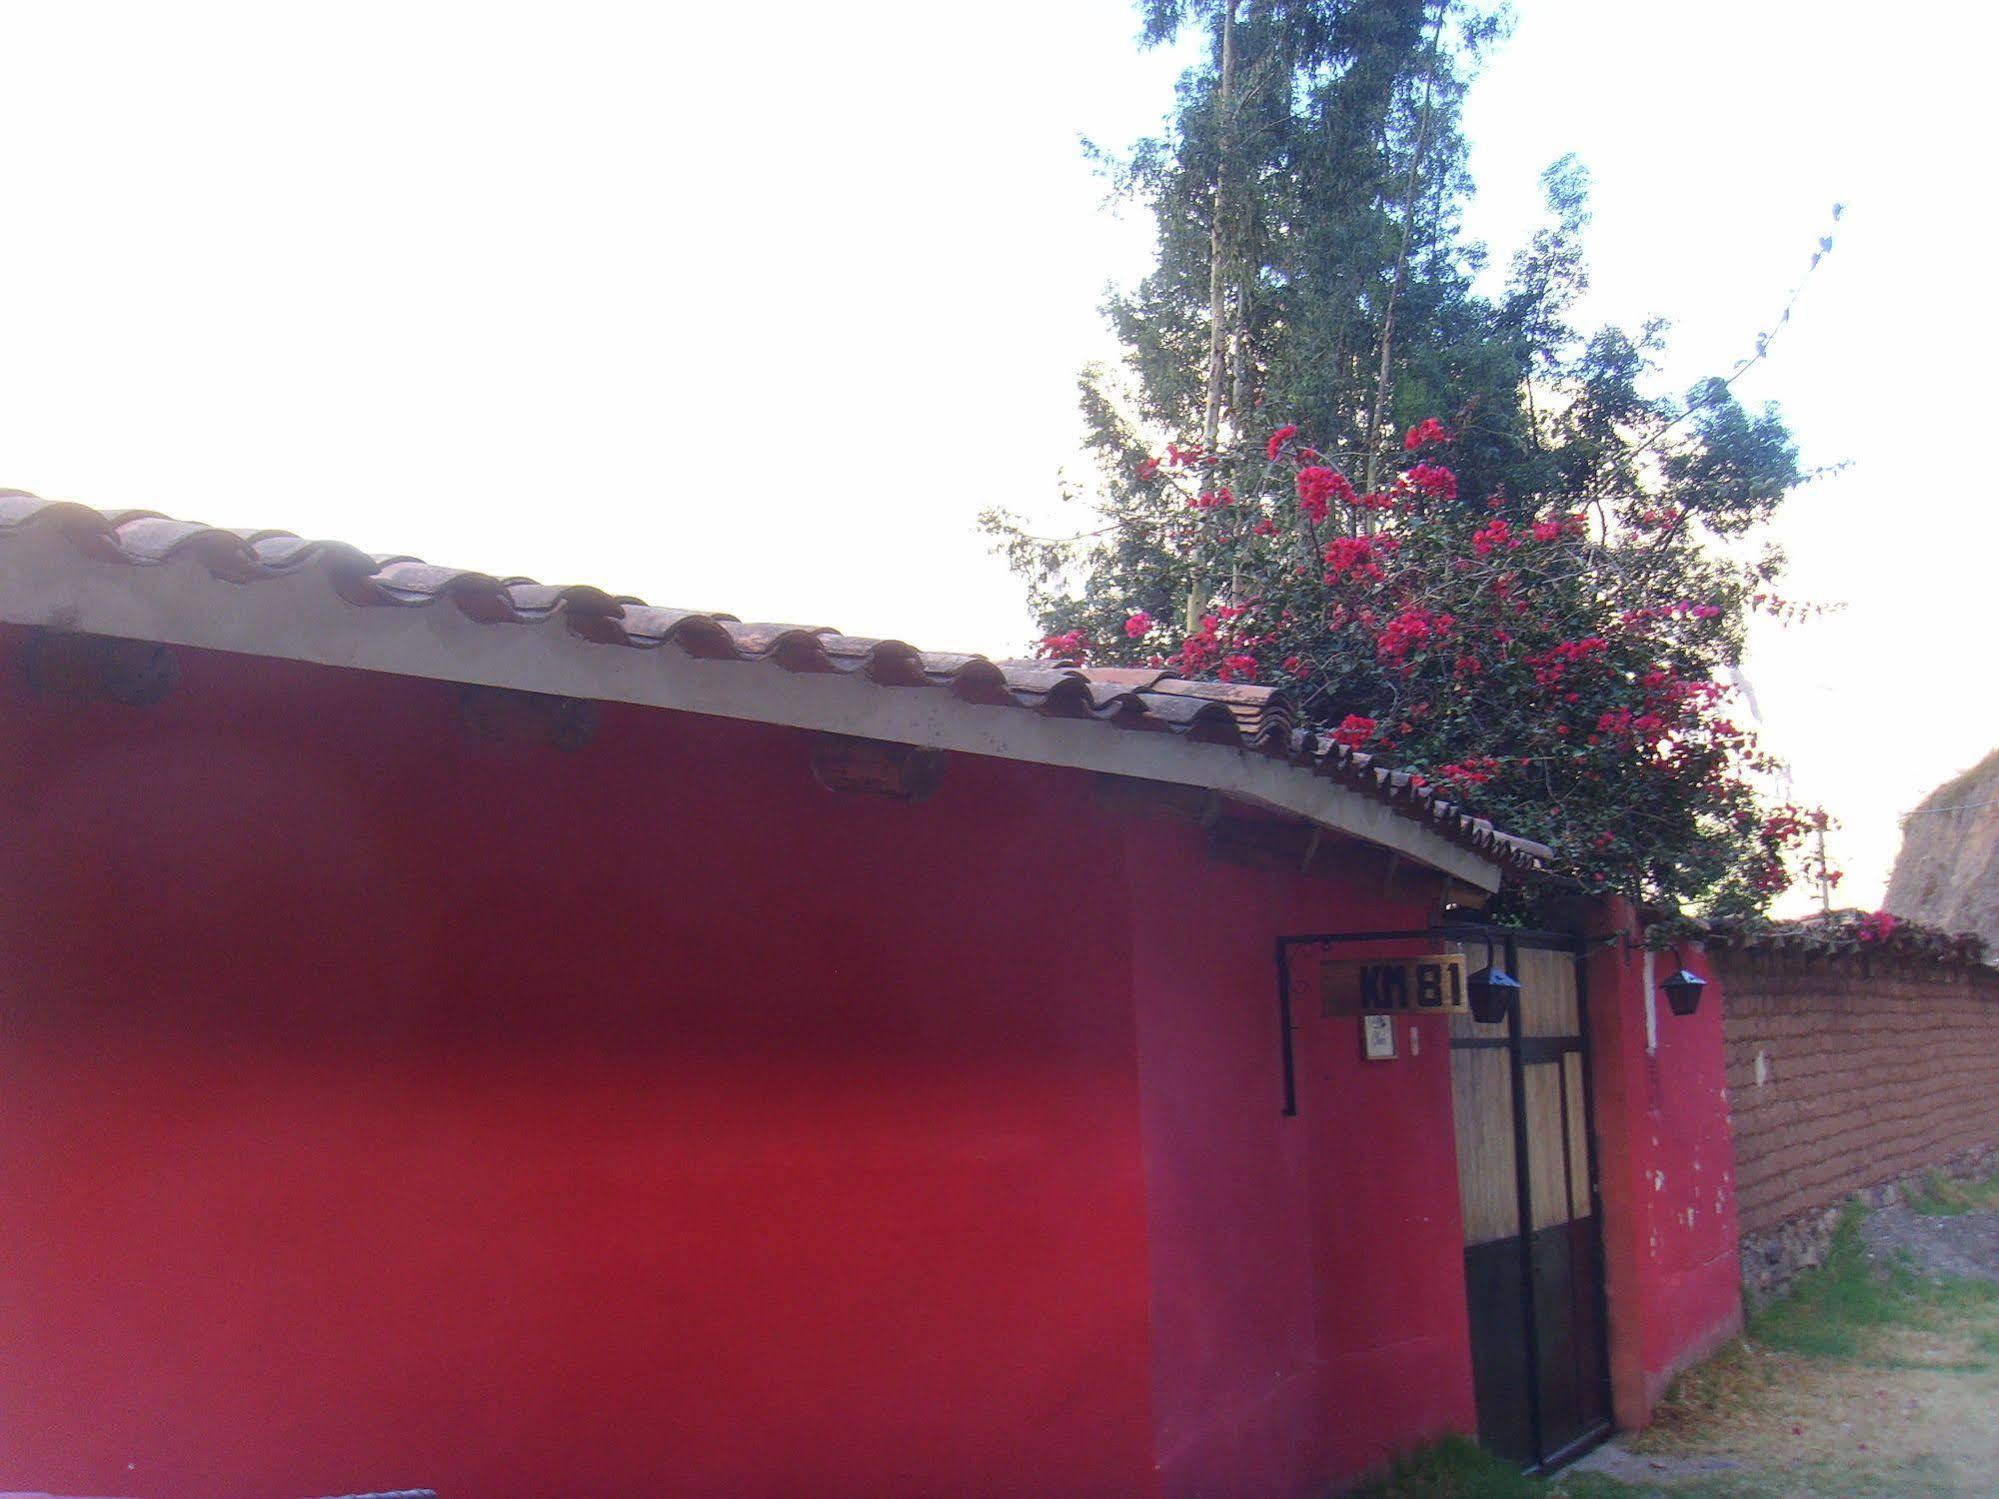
{"left": 1740, "top": 1139, "right": 1999, "bottom": 1306}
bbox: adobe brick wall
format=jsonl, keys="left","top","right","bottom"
{"left": 1716, "top": 950, "right": 1999, "bottom": 1296}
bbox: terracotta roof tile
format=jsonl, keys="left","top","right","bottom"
{"left": 0, "top": 491, "right": 1549, "bottom": 872}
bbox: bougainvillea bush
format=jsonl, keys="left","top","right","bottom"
{"left": 1005, "top": 413, "right": 1830, "bottom": 916}
{"left": 980, "top": 0, "right": 1840, "bottom": 916}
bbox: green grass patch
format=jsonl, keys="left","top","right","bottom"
{"left": 1348, "top": 1200, "right": 1999, "bottom": 1494}
{"left": 1906, "top": 1169, "right": 1999, "bottom": 1216}
{"left": 1555, "top": 1474, "right": 1783, "bottom": 1498}
{"left": 1745, "top": 1202, "right": 1999, "bottom": 1361}
{"left": 1343, "top": 1435, "right": 1543, "bottom": 1498}
{"left": 1336, "top": 1438, "right": 1907, "bottom": 1499}
{"left": 1632, "top": 1201, "right": 1999, "bottom": 1452}
{"left": 1747, "top": 1205, "right": 1900, "bottom": 1358}
{"left": 1349, "top": 1425, "right": 1968, "bottom": 1497}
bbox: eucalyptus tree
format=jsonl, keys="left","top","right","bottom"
{"left": 986, "top": 0, "right": 1829, "bottom": 914}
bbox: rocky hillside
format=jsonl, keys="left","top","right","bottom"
{"left": 1885, "top": 748, "right": 1999, "bottom": 952}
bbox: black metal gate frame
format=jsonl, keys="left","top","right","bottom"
{"left": 1272, "top": 923, "right": 1614, "bottom": 1473}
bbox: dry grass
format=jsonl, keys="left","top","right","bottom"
{"left": 1606, "top": 1202, "right": 1999, "bottom": 1495}
{"left": 1635, "top": 1340, "right": 1787, "bottom": 1447}
{"left": 1344, "top": 1203, "right": 1999, "bottom": 1494}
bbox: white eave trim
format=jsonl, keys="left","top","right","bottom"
{"left": 0, "top": 532, "right": 1505, "bottom": 891}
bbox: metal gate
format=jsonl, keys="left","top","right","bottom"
{"left": 1282, "top": 924, "right": 1610, "bottom": 1471}
{"left": 1444, "top": 927, "right": 1610, "bottom": 1470}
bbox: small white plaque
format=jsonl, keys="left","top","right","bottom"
{"left": 1361, "top": 1013, "right": 1398, "bottom": 1061}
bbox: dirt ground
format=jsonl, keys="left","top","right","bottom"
{"left": 1558, "top": 1203, "right": 1999, "bottom": 1498}
{"left": 1861, "top": 1201, "right": 1999, "bottom": 1285}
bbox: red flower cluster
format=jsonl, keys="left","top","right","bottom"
{"left": 1433, "top": 756, "right": 1502, "bottom": 787}
{"left": 1401, "top": 462, "right": 1458, "bottom": 502}
{"left": 1856, "top": 910, "right": 1899, "bottom": 942}
{"left": 1593, "top": 707, "right": 1668, "bottom": 747}
{"left": 1760, "top": 806, "right": 1828, "bottom": 843}
{"left": 1038, "top": 630, "right": 1089, "bottom": 663}
{"left": 1377, "top": 606, "right": 1453, "bottom": 663}
{"left": 1331, "top": 714, "right": 1377, "bottom": 749}
{"left": 1135, "top": 457, "right": 1161, "bottom": 481}
{"left": 1525, "top": 636, "right": 1608, "bottom": 689}
{"left": 1323, "top": 534, "right": 1395, "bottom": 582}
{"left": 1088, "top": 410, "right": 1816, "bottom": 914}
{"left": 1296, "top": 466, "right": 1355, "bottom": 524}
{"left": 1175, "top": 625, "right": 1220, "bottom": 675}
{"left": 1173, "top": 608, "right": 1250, "bottom": 676}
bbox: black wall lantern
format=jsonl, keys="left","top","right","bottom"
{"left": 1658, "top": 948, "right": 1708, "bottom": 1017}
{"left": 1465, "top": 938, "right": 1522, "bottom": 1026}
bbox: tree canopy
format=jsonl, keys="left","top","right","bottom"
{"left": 985, "top": 0, "right": 1830, "bottom": 915}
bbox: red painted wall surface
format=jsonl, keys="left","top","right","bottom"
{"left": 0, "top": 634, "right": 1161, "bottom": 1499}
{"left": 1123, "top": 829, "right": 1477, "bottom": 1498}
{"left": 1584, "top": 899, "right": 1742, "bottom": 1426}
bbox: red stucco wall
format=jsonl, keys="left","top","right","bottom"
{"left": 0, "top": 635, "right": 1160, "bottom": 1499}
{"left": 0, "top": 623, "right": 1761, "bottom": 1492}
{"left": 1123, "top": 831, "right": 1477, "bottom": 1497}
{"left": 0, "top": 630, "right": 1478, "bottom": 1499}
{"left": 1584, "top": 900, "right": 1742, "bottom": 1426}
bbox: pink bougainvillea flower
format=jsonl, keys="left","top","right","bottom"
{"left": 1331, "top": 714, "right": 1377, "bottom": 749}
{"left": 1037, "top": 630, "right": 1088, "bottom": 662}
{"left": 1295, "top": 465, "right": 1355, "bottom": 524}
{"left": 1403, "top": 461, "right": 1458, "bottom": 502}
{"left": 1856, "top": 910, "right": 1899, "bottom": 942}
{"left": 1322, "top": 536, "right": 1379, "bottom": 577}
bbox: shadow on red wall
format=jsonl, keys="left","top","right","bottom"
{"left": 1124, "top": 828, "right": 1477, "bottom": 1497}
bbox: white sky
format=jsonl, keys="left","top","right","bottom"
{"left": 3, "top": 1, "right": 1991, "bottom": 913}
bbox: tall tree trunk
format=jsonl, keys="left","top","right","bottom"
{"left": 1201, "top": 0, "right": 1239, "bottom": 453}
{"left": 1192, "top": 0, "right": 1240, "bottom": 632}
{"left": 1361, "top": 3, "right": 1444, "bottom": 500}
